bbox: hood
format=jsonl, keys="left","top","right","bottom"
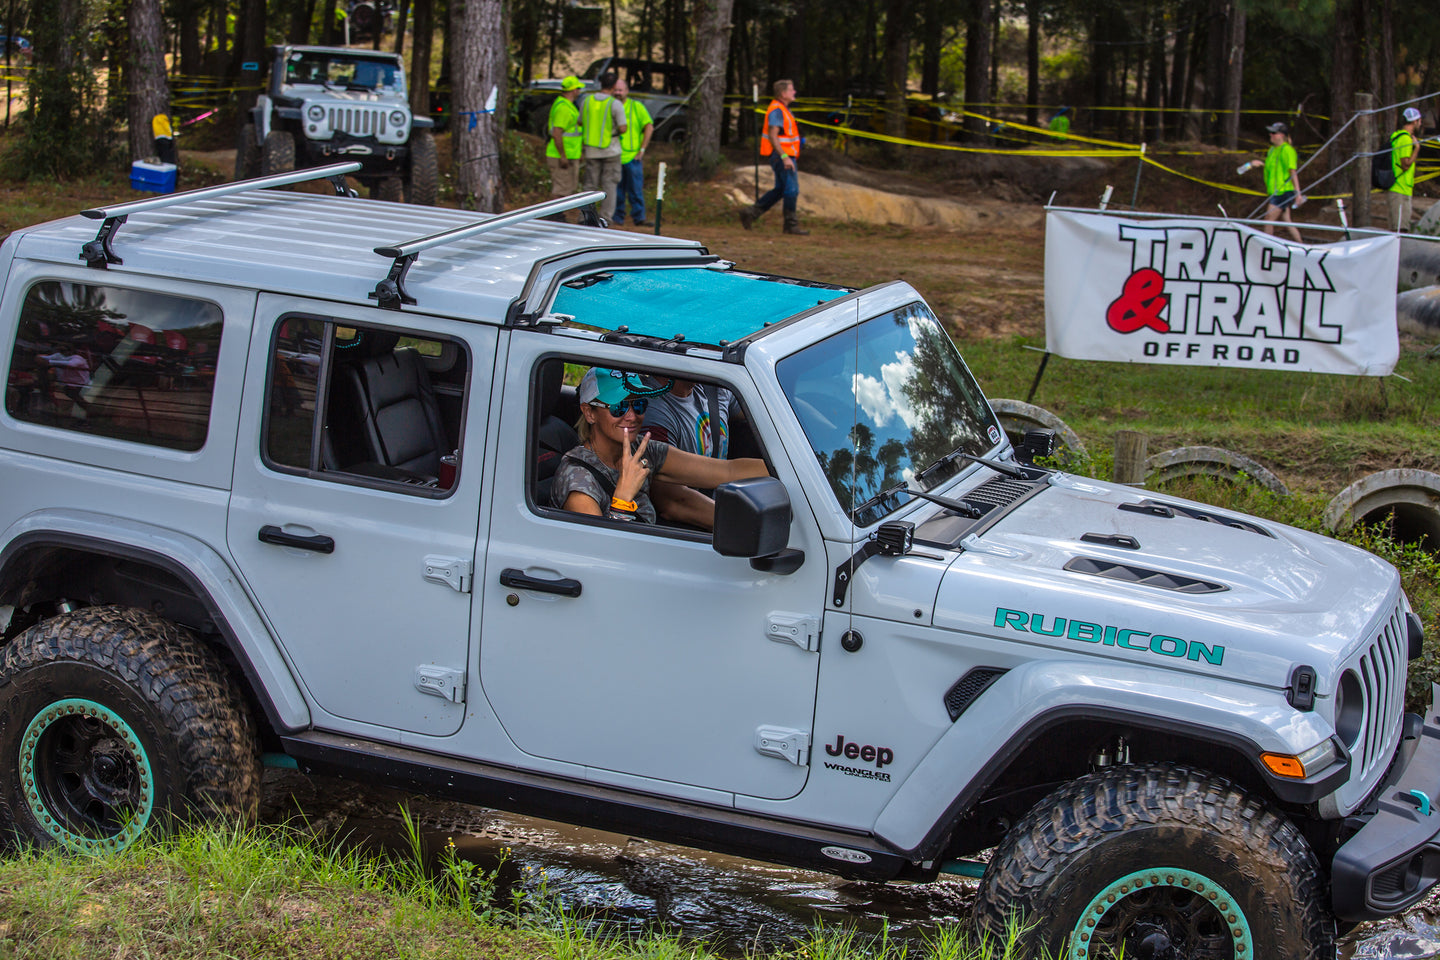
{"left": 928, "top": 471, "right": 1401, "bottom": 689}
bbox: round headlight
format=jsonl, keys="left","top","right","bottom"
{"left": 306, "top": 105, "right": 325, "bottom": 122}
{"left": 390, "top": 110, "right": 406, "bottom": 127}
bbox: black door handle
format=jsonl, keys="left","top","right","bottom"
{"left": 500, "top": 568, "right": 582, "bottom": 598}
{"left": 258, "top": 525, "right": 335, "bottom": 554}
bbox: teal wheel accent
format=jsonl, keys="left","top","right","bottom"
{"left": 19, "top": 698, "right": 155, "bottom": 853}
{"left": 1070, "top": 867, "right": 1253, "bottom": 960}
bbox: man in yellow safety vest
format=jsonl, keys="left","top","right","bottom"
{"left": 738, "top": 79, "right": 807, "bottom": 235}
{"left": 545, "top": 77, "right": 585, "bottom": 221}
{"left": 614, "top": 78, "right": 654, "bottom": 227}
{"left": 580, "top": 70, "right": 627, "bottom": 224}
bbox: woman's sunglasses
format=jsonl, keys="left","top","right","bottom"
{"left": 592, "top": 397, "right": 649, "bottom": 417}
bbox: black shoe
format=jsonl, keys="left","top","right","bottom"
{"left": 738, "top": 207, "right": 757, "bottom": 230}
{"left": 632, "top": 219, "right": 649, "bottom": 226}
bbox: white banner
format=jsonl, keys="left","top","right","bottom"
{"left": 1044, "top": 210, "right": 1400, "bottom": 376}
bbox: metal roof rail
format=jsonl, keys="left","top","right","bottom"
{"left": 370, "top": 191, "right": 607, "bottom": 310}
{"left": 78, "top": 162, "right": 363, "bottom": 269}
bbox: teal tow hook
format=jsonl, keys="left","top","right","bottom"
{"left": 1406, "top": 789, "right": 1432, "bottom": 816}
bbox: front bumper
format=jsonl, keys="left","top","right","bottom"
{"left": 1332, "top": 684, "right": 1440, "bottom": 922}
{"left": 300, "top": 134, "right": 408, "bottom": 175}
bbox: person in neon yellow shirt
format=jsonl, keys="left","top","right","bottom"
{"left": 613, "top": 79, "right": 653, "bottom": 226}
{"left": 544, "top": 77, "right": 584, "bottom": 220}
{"left": 1245, "top": 121, "right": 1305, "bottom": 242}
{"left": 1387, "top": 106, "right": 1423, "bottom": 232}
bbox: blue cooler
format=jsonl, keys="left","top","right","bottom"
{"left": 130, "top": 161, "right": 177, "bottom": 194}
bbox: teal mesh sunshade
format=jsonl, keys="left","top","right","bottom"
{"left": 550, "top": 268, "right": 848, "bottom": 345}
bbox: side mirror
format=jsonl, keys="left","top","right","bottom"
{"left": 712, "top": 476, "right": 792, "bottom": 559}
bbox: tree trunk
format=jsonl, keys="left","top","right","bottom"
{"left": 1025, "top": 0, "right": 1038, "bottom": 126}
{"left": 177, "top": 0, "right": 203, "bottom": 75}
{"left": 128, "top": 0, "right": 169, "bottom": 161}
{"left": 1168, "top": 2, "right": 1192, "bottom": 138}
{"left": 394, "top": 0, "right": 409, "bottom": 54}
{"left": 883, "top": 0, "right": 912, "bottom": 146}
{"left": 409, "top": 0, "right": 433, "bottom": 117}
{"left": 322, "top": 0, "right": 338, "bottom": 45}
{"left": 963, "top": 0, "right": 990, "bottom": 137}
{"left": 1145, "top": 8, "right": 1166, "bottom": 142}
{"left": 682, "top": 0, "right": 735, "bottom": 179}
{"left": 1221, "top": 1, "right": 1243, "bottom": 149}
{"left": 453, "top": 0, "right": 506, "bottom": 211}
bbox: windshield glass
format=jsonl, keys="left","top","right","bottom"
{"left": 285, "top": 52, "right": 405, "bottom": 94}
{"left": 776, "top": 302, "right": 1000, "bottom": 526}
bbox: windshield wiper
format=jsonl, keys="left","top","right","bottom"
{"left": 852, "top": 482, "right": 980, "bottom": 522}
{"left": 917, "top": 448, "right": 1028, "bottom": 484}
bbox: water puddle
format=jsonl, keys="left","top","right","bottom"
{"left": 259, "top": 770, "right": 1437, "bottom": 957}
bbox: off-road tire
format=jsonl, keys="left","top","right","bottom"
{"left": 406, "top": 129, "right": 439, "bottom": 206}
{"left": 0, "top": 606, "right": 261, "bottom": 853}
{"left": 260, "top": 130, "right": 296, "bottom": 178}
{"left": 235, "top": 122, "right": 262, "bottom": 180}
{"left": 974, "top": 764, "right": 1335, "bottom": 960}
{"left": 374, "top": 177, "right": 404, "bottom": 203}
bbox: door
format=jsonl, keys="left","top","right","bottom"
{"left": 227, "top": 295, "right": 494, "bottom": 736}
{"left": 480, "top": 342, "right": 827, "bottom": 800}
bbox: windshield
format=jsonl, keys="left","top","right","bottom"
{"left": 285, "top": 52, "right": 405, "bottom": 94}
{"left": 776, "top": 302, "right": 1001, "bottom": 526}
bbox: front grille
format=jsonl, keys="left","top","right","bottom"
{"left": 327, "top": 105, "right": 388, "bottom": 138}
{"left": 1355, "top": 602, "right": 1408, "bottom": 782}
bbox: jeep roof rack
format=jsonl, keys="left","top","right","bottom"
{"left": 78, "top": 162, "right": 363, "bottom": 269}
{"left": 370, "top": 191, "right": 607, "bottom": 310}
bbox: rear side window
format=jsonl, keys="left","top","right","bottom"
{"left": 5, "top": 281, "right": 224, "bottom": 451}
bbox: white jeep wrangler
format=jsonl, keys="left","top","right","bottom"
{"left": 0, "top": 164, "right": 1436, "bottom": 960}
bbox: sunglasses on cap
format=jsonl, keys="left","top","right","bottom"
{"left": 592, "top": 397, "right": 649, "bottom": 416}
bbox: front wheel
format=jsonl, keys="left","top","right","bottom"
{"left": 974, "top": 764, "right": 1335, "bottom": 959}
{"left": 406, "top": 128, "right": 439, "bottom": 206}
{"left": 260, "top": 130, "right": 296, "bottom": 178}
{"left": 0, "top": 606, "right": 261, "bottom": 853}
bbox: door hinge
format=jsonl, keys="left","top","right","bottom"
{"left": 423, "top": 556, "right": 472, "bottom": 593}
{"left": 755, "top": 726, "right": 810, "bottom": 766}
{"left": 414, "top": 665, "right": 465, "bottom": 703}
{"left": 766, "top": 612, "right": 820, "bottom": 652}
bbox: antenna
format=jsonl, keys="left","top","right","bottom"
{"left": 79, "top": 162, "right": 363, "bottom": 269}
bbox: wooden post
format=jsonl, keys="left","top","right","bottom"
{"left": 1355, "top": 92, "right": 1374, "bottom": 232}
{"left": 1113, "top": 431, "right": 1149, "bottom": 486}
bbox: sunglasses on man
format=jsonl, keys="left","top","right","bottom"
{"left": 591, "top": 397, "right": 649, "bottom": 417}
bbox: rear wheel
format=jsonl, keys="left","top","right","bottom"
{"left": 0, "top": 606, "right": 261, "bottom": 853}
{"left": 235, "top": 122, "right": 261, "bottom": 180}
{"left": 406, "top": 129, "right": 438, "bottom": 205}
{"left": 260, "top": 130, "right": 296, "bottom": 178}
{"left": 974, "top": 764, "right": 1335, "bottom": 959}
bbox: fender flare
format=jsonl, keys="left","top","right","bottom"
{"left": 0, "top": 508, "right": 310, "bottom": 733}
{"left": 871, "top": 659, "right": 1342, "bottom": 857}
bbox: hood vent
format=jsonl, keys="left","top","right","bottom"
{"left": 944, "top": 667, "right": 1008, "bottom": 721}
{"left": 1064, "top": 556, "right": 1229, "bottom": 594}
{"left": 1120, "top": 498, "right": 1275, "bottom": 538}
{"left": 967, "top": 476, "right": 1041, "bottom": 512}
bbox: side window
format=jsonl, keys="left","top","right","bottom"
{"left": 264, "top": 315, "right": 468, "bottom": 495}
{"left": 531, "top": 357, "right": 765, "bottom": 533}
{"left": 5, "top": 280, "right": 223, "bottom": 451}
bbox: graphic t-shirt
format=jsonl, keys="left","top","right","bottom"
{"left": 642, "top": 385, "right": 734, "bottom": 458}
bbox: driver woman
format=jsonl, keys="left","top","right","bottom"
{"left": 552, "top": 367, "right": 768, "bottom": 524}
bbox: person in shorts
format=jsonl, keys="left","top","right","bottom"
{"left": 1245, "top": 121, "right": 1305, "bottom": 242}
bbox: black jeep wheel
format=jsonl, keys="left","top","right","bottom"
{"left": 235, "top": 122, "right": 261, "bottom": 180}
{"left": 260, "top": 130, "right": 296, "bottom": 178}
{"left": 974, "top": 764, "right": 1335, "bottom": 960}
{"left": 374, "top": 177, "right": 404, "bottom": 202}
{"left": 406, "top": 128, "right": 439, "bottom": 206}
{"left": 0, "top": 606, "right": 261, "bottom": 853}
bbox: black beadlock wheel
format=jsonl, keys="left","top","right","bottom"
{"left": 974, "top": 764, "right": 1336, "bottom": 960}
{"left": 0, "top": 606, "right": 261, "bottom": 853}
{"left": 406, "top": 128, "right": 439, "bottom": 206}
{"left": 260, "top": 130, "right": 296, "bottom": 178}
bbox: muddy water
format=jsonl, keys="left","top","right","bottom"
{"left": 259, "top": 770, "right": 1437, "bottom": 958}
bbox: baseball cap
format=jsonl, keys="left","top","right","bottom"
{"left": 560, "top": 76, "right": 584, "bottom": 91}
{"left": 579, "top": 367, "right": 632, "bottom": 406}
{"left": 1266, "top": 121, "right": 1289, "bottom": 134}
{"left": 1404, "top": 106, "right": 1422, "bottom": 124}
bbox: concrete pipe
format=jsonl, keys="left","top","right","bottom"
{"left": 1323, "top": 469, "right": 1440, "bottom": 547}
{"left": 1145, "top": 446, "right": 1290, "bottom": 496}
{"left": 987, "top": 399, "right": 1087, "bottom": 460}
{"left": 1397, "top": 286, "right": 1440, "bottom": 339}
{"left": 1399, "top": 237, "right": 1440, "bottom": 292}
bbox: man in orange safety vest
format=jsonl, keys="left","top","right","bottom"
{"left": 738, "top": 79, "right": 808, "bottom": 235}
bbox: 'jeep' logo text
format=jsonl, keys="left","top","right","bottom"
{"left": 825, "top": 735, "right": 893, "bottom": 768}
{"left": 994, "top": 607, "right": 1224, "bottom": 667}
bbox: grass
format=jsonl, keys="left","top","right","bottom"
{"left": 0, "top": 820, "right": 1033, "bottom": 960}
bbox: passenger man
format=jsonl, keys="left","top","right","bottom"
{"left": 545, "top": 76, "right": 584, "bottom": 221}
{"left": 738, "top": 79, "right": 808, "bottom": 235}
{"left": 613, "top": 78, "right": 654, "bottom": 227}
{"left": 580, "top": 70, "right": 627, "bottom": 224}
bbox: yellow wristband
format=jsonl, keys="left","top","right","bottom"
{"left": 611, "top": 497, "right": 637, "bottom": 512}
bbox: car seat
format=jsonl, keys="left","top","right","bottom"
{"left": 535, "top": 361, "right": 580, "bottom": 506}
{"left": 338, "top": 329, "right": 449, "bottom": 482}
